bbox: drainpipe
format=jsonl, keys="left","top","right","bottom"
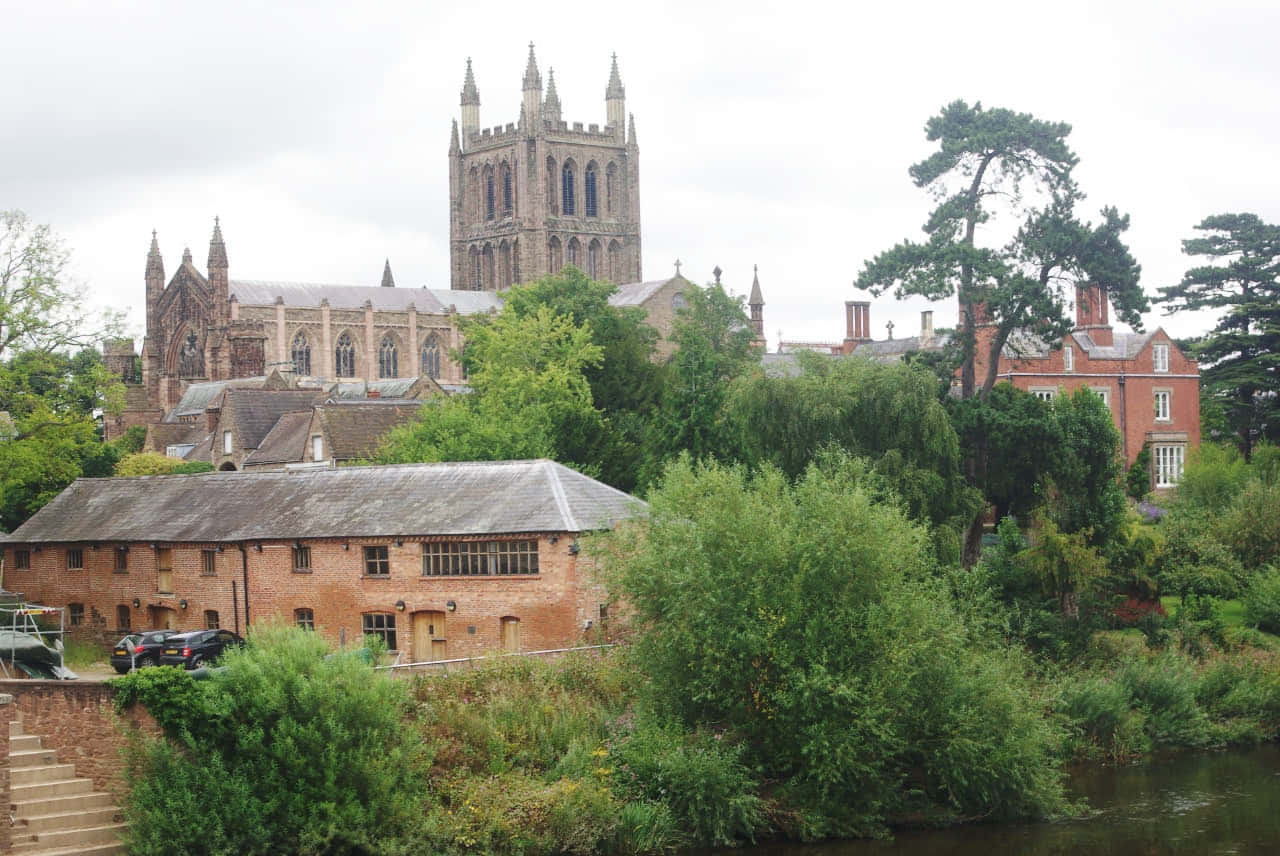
{"left": 236, "top": 543, "right": 251, "bottom": 634}
{"left": 1118, "top": 374, "right": 1128, "bottom": 462}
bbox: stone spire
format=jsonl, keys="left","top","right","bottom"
{"left": 627, "top": 113, "right": 638, "bottom": 148}
{"left": 606, "top": 53, "right": 625, "bottom": 140}
{"left": 460, "top": 57, "right": 480, "bottom": 105}
{"left": 521, "top": 42, "right": 542, "bottom": 91}
{"left": 145, "top": 230, "right": 165, "bottom": 332}
{"left": 748, "top": 265, "right": 765, "bottom": 344}
{"left": 606, "top": 53, "right": 625, "bottom": 99}
{"left": 381, "top": 259, "right": 396, "bottom": 288}
{"left": 207, "top": 216, "right": 227, "bottom": 270}
{"left": 182, "top": 246, "right": 193, "bottom": 264}
{"left": 146, "top": 230, "right": 164, "bottom": 278}
{"left": 543, "top": 68, "right": 562, "bottom": 122}
{"left": 449, "top": 118, "right": 460, "bottom": 154}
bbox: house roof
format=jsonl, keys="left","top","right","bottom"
{"left": 313, "top": 402, "right": 422, "bottom": 460}
{"left": 2, "top": 460, "right": 644, "bottom": 543}
{"left": 608, "top": 275, "right": 686, "bottom": 307}
{"left": 1001, "top": 329, "right": 1159, "bottom": 361}
{"left": 242, "top": 410, "right": 314, "bottom": 466}
{"left": 229, "top": 281, "right": 505, "bottom": 317}
{"left": 145, "top": 422, "right": 208, "bottom": 453}
{"left": 165, "top": 377, "right": 268, "bottom": 421}
{"left": 225, "top": 389, "right": 325, "bottom": 449}
{"left": 329, "top": 377, "right": 430, "bottom": 401}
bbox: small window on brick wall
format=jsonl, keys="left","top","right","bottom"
{"left": 421, "top": 540, "right": 539, "bottom": 576}
{"left": 363, "top": 545, "right": 390, "bottom": 576}
{"left": 66, "top": 548, "right": 83, "bottom": 570}
{"left": 362, "top": 613, "right": 397, "bottom": 650}
{"left": 13, "top": 549, "right": 30, "bottom": 570}
{"left": 1154, "top": 390, "right": 1171, "bottom": 421}
{"left": 69, "top": 603, "right": 84, "bottom": 626}
{"left": 295, "top": 608, "right": 315, "bottom": 630}
{"left": 202, "top": 549, "right": 217, "bottom": 576}
{"left": 114, "top": 547, "right": 128, "bottom": 572}
{"left": 293, "top": 546, "right": 311, "bottom": 573}
{"left": 205, "top": 610, "right": 220, "bottom": 630}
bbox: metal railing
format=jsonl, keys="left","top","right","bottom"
{"left": 376, "top": 642, "right": 615, "bottom": 673}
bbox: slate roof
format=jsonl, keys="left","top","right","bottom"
{"left": 242, "top": 410, "right": 313, "bottom": 466}
{"left": 226, "top": 389, "right": 325, "bottom": 449}
{"left": 166, "top": 377, "right": 267, "bottom": 421}
{"left": 145, "top": 422, "right": 207, "bottom": 453}
{"left": 230, "top": 281, "right": 448, "bottom": 313}
{"left": 312, "top": 402, "right": 422, "bottom": 460}
{"left": 608, "top": 276, "right": 684, "bottom": 307}
{"left": 428, "top": 290, "right": 504, "bottom": 314}
{"left": 1000, "top": 329, "right": 1157, "bottom": 361}
{"left": 854, "top": 333, "right": 952, "bottom": 360}
{"left": 2, "top": 460, "right": 644, "bottom": 543}
{"left": 329, "top": 377, "right": 428, "bottom": 400}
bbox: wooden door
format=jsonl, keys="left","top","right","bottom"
{"left": 414, "top": 611, "right": 446, "bottom": 662}
{"left": 156, "top": 548, "right": 173, "bottom": 595}
{"left": 150, "top": 607, "right": 177, "bottom": 630}
{"left": 500, "top": 617, "right": 520, "bottom": 652}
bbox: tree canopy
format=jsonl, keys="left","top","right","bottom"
{"left": 1158, "top": 213, "right": 1280, "bottom": 459}
{"left": 855, "top": 101, "right": 1147, "bottom": 399}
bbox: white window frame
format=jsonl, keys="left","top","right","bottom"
{"left": 1030, "top": 387, "right": 1057, "bottom": 402}
{"left": 1154, "top": 444, "right": 1185, "bottom": 487}
{"left": 222, "top": 430, "right": 233, "bottom": 454}
{"left": 311, "top": 434, "right": 324, "bottom": 461}
{"left": 1063, "top": 344, "right": 1074, "bottom": 372}
{"left": 1154, "top": 389, "right": 1171, "bottom": 422}
{"left": 1089, "top": 386, "right": 1111, "bottom": 408}
{"left": 1153, "top": 343, "right": 1170, "bottom": 373}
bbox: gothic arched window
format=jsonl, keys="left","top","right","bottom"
{"left": 499, "top": 241, "right": 512, "bottom": 289}
{"left": 567, "top": 237, "right": 580, "bottom": 268}
{"left": 606, "top": 162, "right": 618, "bottom": 216}
{"left": 546, "top": 157, "right": 558, "bottom": 215}
{"left": 379, "top": 335, "right": 398, "bottom": 378}
{"left": 584, "top": 163, "right": 598, "bottom": 218}
{"left": 291, "top": 331, "right": 311, "bottom": 375}
{"left": 561, "top": 161, "right": 576, "bottom": 216}
{"left": 335, "top": 332, "right": 356, "bottom": 378}
{"left": 421, "top": 334, "right": 440, "bottom": 379}
{"left": 484, "top": 169, "right": 495, "bottom": 221}
{"left": 608, "top": 239, "right": 623, "bottom": 282}
{"left": 548, "top": 236, "right": 563, "bottom": 272}
{"left": 470, "top": 246, "right": 482, "bottom": 290}
{"left": 501, "top": 162, "right": 513, "bottom": 217}
{"left": 587, "top": 239, "right": 601, "bottom": 279}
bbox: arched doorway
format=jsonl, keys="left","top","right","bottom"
{"left": 218, "top": 462, "right": 237, "bottom": 471}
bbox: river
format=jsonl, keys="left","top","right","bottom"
{"left": 715, "top": 745, "right": 1280, "bottom": 855}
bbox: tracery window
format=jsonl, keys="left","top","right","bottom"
{"left": 421, "top": 334, "right": 440, "bottom": 379}
{"left": 470, "top": 247, "right": 482, "bottom": 290}
{"left": 291, "top": 331, "right": 311, "bottom": 375}
{"left": 567, "top": 237, "right": 580, "bottom": 267}
{"left": 335, "top": 332, "right": 356, "bottom": 378}
{"left": 546, "top": 157, "right": 558, "bottom": 215}
{"left": 379, "top": 335, "right": 398, "bottom": 378}
{"left": 501, "top": 162, "right": 513, "bottom": 217}
{"left": 561, "top": 162, "right": 576, "bottom": 215}
{"left": 584, "top": 163, "right": 598, "bottom": 217}
{"left": 485, "top": 171, "right": 495, "bottom": 221}
{"left": 606, "top": 162, "right": 618, "bottom": 215}
{"left": 587, "top": 240, "right": 601, "bottom": 279}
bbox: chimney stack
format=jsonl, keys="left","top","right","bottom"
{"left": 920, "top": 310, "right": 934, "bottom": 343}
{"left": 1074, "top": 284, "right": 1113, "bottom": 346}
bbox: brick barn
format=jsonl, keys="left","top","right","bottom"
{"left": 0, "top": 460, "right": 642, "bottom": 661}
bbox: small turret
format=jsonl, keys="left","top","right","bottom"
{"left": 627, "top": 113, "right": 638, "bottom": 149}
{"left": 145, "top": 230, "right": 165, "bottom": 334}
{"left": 460, "top": 58, "right": 480, "bottom": 148}
{"left": 449, "top": 118, "right": 461, "bottom": 155}
{"left": 543, "top": 68, "right": 562, "bottom": 124}
{"left": 381, "top": 259, "right": 396, "bottom": 288}
{"left": 208, "top": 217, "right": 229, "bottom": 327}
{"left": 748, "top": 265, "right": 765, "bottom": 345}
{"left": 606, "top": 54, "right": 625, "bottom": 142}
{"left": 207, "top": 215, "right": 227, "bottom": 271}
{"left": 521, "top": 43, "right": 542, "bottom": 131}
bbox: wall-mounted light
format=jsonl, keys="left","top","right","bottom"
{"left": 131, "top": 598, "right": 141, "bottom": 609}
{"left": 446, "top": 600, "right": 456, "bottom": 612}
{"left": 395, "top": 600, "right": 406, "bottom": 612}
{"left": 254, "top": 543, "right": 263, "bottom": 552}
{"left": 395, "top": 539, "right": 403, "bottom": 547}
{"left": 149, "top": 542, "right": 157, "bottom": 550}
{"left": 342, "top": 543, "right": 350, "bottom": 551}
{"left": 568, "top": 541, "right": 580, "bottom": 555}
{"left": 216, "top": 544, "right": 225, "bottom": 553}
{"left": 548, "top": 535, "right": 558, "bottom": 545}
{"left": 91, "top": 544, "right": 100, "bottom": 551}
{"left": 33, "top": 546, "right": 41, "bottom": 553}
{"left": 179, "top": 599, "right": 188, "bottom": 610}
{"left": 294, "top": 540, "right": 303, "bottom": 550}
{"left": 121, "top": 545, "right": 130, "bottom": 553}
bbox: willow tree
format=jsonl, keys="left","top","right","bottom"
{"left": 1159, "top": 213, "right": 1280, "bottom": 460}
{"left": 856, "top": 101, "right": 1147, "bottom": 400}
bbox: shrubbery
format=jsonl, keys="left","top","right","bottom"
{"left": 1244, "top": 567, "right": 1280, "bottom": 634}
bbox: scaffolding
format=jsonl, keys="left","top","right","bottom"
{"left": 0, "top": 601, "right": 71, "bottom": 679}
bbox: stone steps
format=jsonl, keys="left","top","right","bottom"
{"left": 7, "top": 720, "right": 127, "bottom": 856}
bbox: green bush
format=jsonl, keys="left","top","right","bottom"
{"left": 113, "top": 622, "right": 430, "bottom": 855}
{"left": 1244, "top": 567, "right": 1280, "bottom": 634}
{"left": 594, "top": 455, "right": 1069, "bottom": 836}
{"left": 1056, "top": 674, "right": 1150, "bottom": 761}
{"left": 609, "top": 717, "right": 765, "bottom": 847}
{"left": 1127, "top": 444, "right": 1152, "bottom": 499}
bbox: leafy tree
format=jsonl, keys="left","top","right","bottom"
{"left": 856, "top": 101, "right": 1147, "bottom": 400}
{"left": 376, "top": 305, "right": 604, "bottom": 470}
{"left": 594, "top": 455, "right": 1068, "bottom": 836}
{"left": 1158, "top": 213, "right": 1280, "bottom": 460}
{"left": 726, "top": 351, "right": 981, "bottom": 534}
{"left": 115, "top": 451, "right": 211, "bottom": 477}
{"left": 499, "top": 268, "right": 664, "bottom": 491}
{"left": 639, "top": 283, "right": 757, "bottom": 487}
{"left": 1, "top": 210, "right": 120, "bottom": 358}
{"left": 1048, "top": 386, "right": 1126, "bottom": 548}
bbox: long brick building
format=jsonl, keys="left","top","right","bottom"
{"left": 0, "top": 461, "right": 642, "bottom": 660}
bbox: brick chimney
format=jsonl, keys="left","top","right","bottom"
{"left": 844, "top": 301, "right": 872, "bottom": 345}
{"left": 1074, "top": 284, "right": 1113, "bottom": 347}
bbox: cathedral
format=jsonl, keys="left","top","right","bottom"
{"left": 105, "top": 45, "right": 652, "bottom": 439}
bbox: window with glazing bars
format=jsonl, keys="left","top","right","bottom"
{"left": 363, "top": 545, "right": 390, "bottom": 576}
{"left": 422, "top": 540, "right": 538, "bottom": 576}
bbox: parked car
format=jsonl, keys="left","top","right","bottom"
{"left": 159, "top": 629, "right": 244, "bottom": 669}
{"left": 110, "top": 630, "right": 180, "bottom": 674}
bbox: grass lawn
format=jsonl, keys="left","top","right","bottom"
{"left": 1160, "top": 596, "right": 1247, "bottom": 626}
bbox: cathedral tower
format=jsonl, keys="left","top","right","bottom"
{"left": 448, "top": 45, "right": 642, "bottom": 291}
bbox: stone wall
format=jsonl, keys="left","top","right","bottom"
{"left": 0, "top": 680, "right": 160, "bottom": 794}
{"left": 0, "top": 692, "right": 11, "bottom": 853}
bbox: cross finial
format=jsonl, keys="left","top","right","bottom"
{"left": 885, "top": 320, "right": 895, "bottom": 340}
{"left": 713, "top": 265, "right": 722, "bottom": 284}
{"left": 674, "top": 259, "right": 682, "bottom": 276}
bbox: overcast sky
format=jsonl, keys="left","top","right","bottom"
{"left": 6, "top": 0, "right": 1278, "bottom": 351}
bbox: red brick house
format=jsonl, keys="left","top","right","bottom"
{"left": 974, "top": 284, "right": 1200, "bottom": 490}
{"left": 0, "top": 461, "right": 642, "bottom": 661}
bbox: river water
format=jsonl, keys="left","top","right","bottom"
{"left": 721, "top": 745, "right": 1280, "bottom": 855}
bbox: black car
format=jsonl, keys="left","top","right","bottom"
{"left": 158, "top": 629, "right": 244, "bottom": 669}
{"left": 110, "top": 630, "right": 179, "bottom": 674}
